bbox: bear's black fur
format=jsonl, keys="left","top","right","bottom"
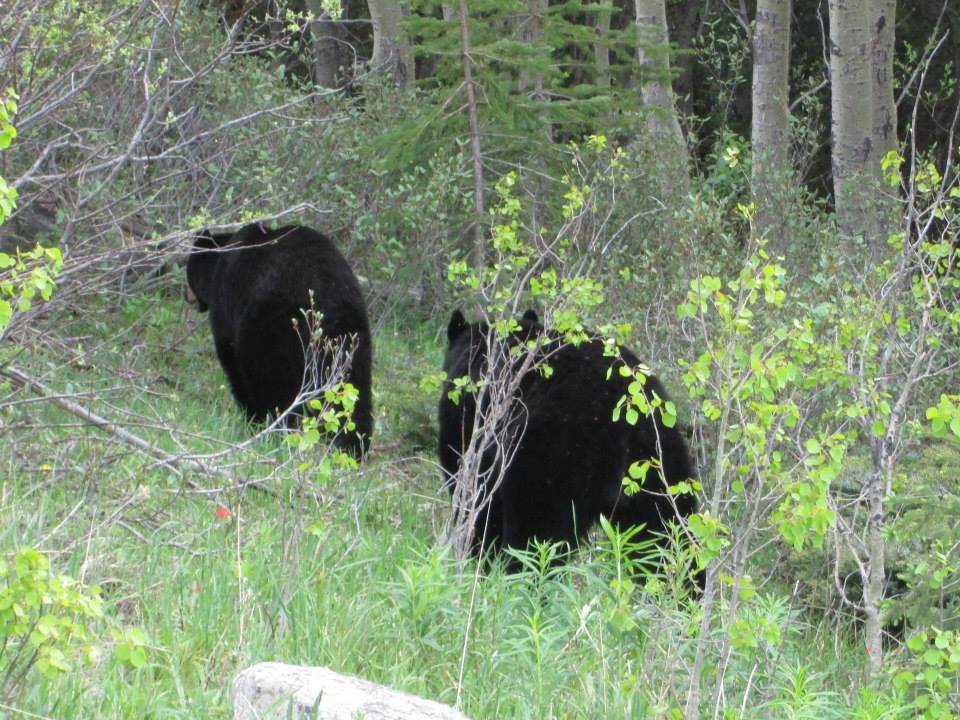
{"left": 438, "top": 309, "right": 696, "bottom": 566}
{"left": 186, "top": 223, "right": 372, "bottom": 456}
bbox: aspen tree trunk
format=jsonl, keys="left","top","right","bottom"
{"left": 829, "top": 0, "right": 899, "bottom": 674}
{"left": 828, "top": 0, "right": 873, "bottom": 241}
{"left": 861, "top": 457, "right": 888, "bottom": 675}
{"left": 368, "top": 0, "right": 415, "bottom": 89}
{"left": 633, "top": 0, "right": 690, "bottom": 194}
{"left": 305, "top": 0, "right": 339, "bottom": 89}
{"left": 871, "top": 0, "right": 897, "bottom": 162}
{"left": 594, "top": 4, "right": 612, "bottom": 90}
{"left": 862, "top": 5, "right": 898, "bottom": 671}
{"left": 870, "top": 0, "right": 898, "bottom": 242}
{"left": 750, "top": 0, "right": 792, "bottom": 245}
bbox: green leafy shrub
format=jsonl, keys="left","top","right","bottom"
{"left": 0, "top": 548, "right": 103, "bottom": 702}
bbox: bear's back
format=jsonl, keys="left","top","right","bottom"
{"left": 214, "top": 225, "right": 365, "bottom": 323}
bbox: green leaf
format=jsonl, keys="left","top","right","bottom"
{"left": 628, "top": 461, "right": 650, "bottom": 481}
{"left": 0, "top": 298, "right": 11, "bottom": 328}
{"left": 923, "top": 648, "right": 942, "bottom": 666}
{"left": 907, "top": 633, "right": 928, "bottom": 652}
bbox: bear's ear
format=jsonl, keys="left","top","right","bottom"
{"left": 193, "top": 229, "right": 216, "bottom": 250}
{"left": 195, "top": 229, "right": 234, "bottom": 250}
{"left": 448, "top": 309, "right": 468, "bottom": 342}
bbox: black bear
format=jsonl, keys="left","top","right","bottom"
{"left": 438, "top": 309, "right": 696, "bottom": 568}
{"left": 186, "top": 223, "right": 372, "bottom": 456}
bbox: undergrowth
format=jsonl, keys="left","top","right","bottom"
{"left": 0, "top": 288, "right": 926, "bottom": 719}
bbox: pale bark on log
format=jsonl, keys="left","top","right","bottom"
{"left": 232, "top": 662, "right": 470, "bottom": 720}
{"left": 750, "top": 0, "right": 792, "bottom": 244}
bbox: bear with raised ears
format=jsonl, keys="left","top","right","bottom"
{"left": 186, "top": 223, "right": 372, "bottom": 456}
{"left": 438, "top": 308, "right": 696, "bottom": 566}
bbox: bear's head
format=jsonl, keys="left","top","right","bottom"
{"left": 185, "top": 229, "right": 234, "bottom": 312}
{"left": 446, "top": 308, "right": 541, "bottom": 342}
{"left": 443, "top": 308, "right": 544, "bottom": 381}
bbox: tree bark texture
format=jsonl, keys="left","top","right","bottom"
{"left": 517, "top": 0, "right": 547, "bottom": 99}
{"left": 633, "top": 0, "right": 690, "bottom": 194}
{"left": 594, "top": 4, "right": 612, "bottom": 90}
{"left": 830, "top": 0, "right": 898, "bottom": 673}
{"left": 305, "top": 0, "right": 340, "bottom": 89}
{"left": 441, "top": 3, "right": 458, "bottom": 23}
{"left": 870, "top": 0, "right": 898, "bottom": 243}
{"left": 870, "top": 0, "right": 897, "bottom": 161}
{"left": 750, "top": 0, "right": 792, "bottom": 243}
{"left": 456, "top": 0, "right": 486, "bottom": 269}
{"left": 862, "top": 459, "right": 888, "bottom": 675}
{"left": 829, "top": 0, "right": 874, "bottom": 241}
{"left": 368, "top": 0, "right": 415, "bottom": 89}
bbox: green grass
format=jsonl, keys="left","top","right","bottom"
{"left": 0, "top": 288, "right": 932, "bottom": 719}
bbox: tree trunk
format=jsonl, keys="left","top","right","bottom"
{"left": 633, "top": 0, "right": 690, "bottom": 194}
{"left": 668, "top": 0, "right": 703, "bottom": 118}
{"left": 456, "top": 0, "right": 485, "bottom": 269}
{"left": 594, "top": 4, "right": 612, "bottom": 90}
{"left": 750, "top": 0, "right": 792, "bottom": 246}
{"left": 828, "top": 0, "right": 874, "bottom": 241}
{"left": 870, "top": 0, "right": 898, "bottom": 242}
{"left": 870, "top": 0, "right": 897, "bottom": 162}
{"left": 862, "top": 458, "right": 888, "bottom": 675}
{"left": 368, "top": 0, "right": 415, "bottom": 89}
{"left": 305, "top": 0, "right": 340, "bottom": 89}
{"left": 517, "top": 0, "right": 546, "bottom": 98}
{"left": 441, "top": 3, "right": 458, "bottom": 23}
{"left": 829, "top": 0, "right": 899, "bottom": 675}
{"left": 518, "top": 0, "right": 549, "bottom": 228}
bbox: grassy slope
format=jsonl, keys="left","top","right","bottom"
{"left": 0, "top": 287, "right": 889, "bottom": 719}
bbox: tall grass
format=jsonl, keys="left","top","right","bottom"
{"left": 0, "top": 290, "right": 908, "bottom": 719}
